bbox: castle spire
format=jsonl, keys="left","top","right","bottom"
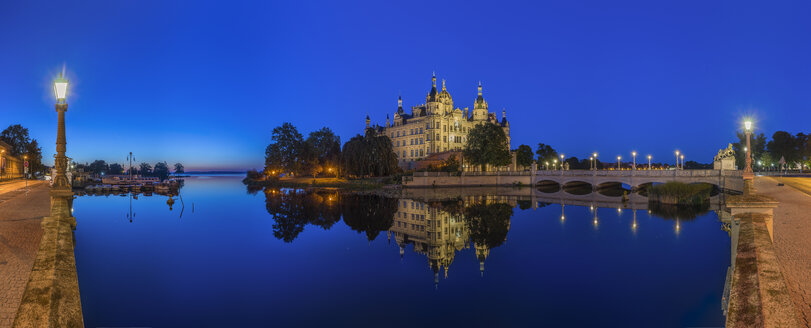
{"left": 442, "top": 79, "right": 446, "bottom": 91}
{"left": 502, "top": 108, "right": 506, "bottom": 120}
{"left": 365, "top": 114, "right": 370, "bottom": 129}
{"left": 398, "top": 95, "right": 403, "bottom": 109}
{"left": 432, "top": 72, "right": 436, "bottom": 87}
{"left": 477, "top": 81, "right": 482, "bottom": 96}
{"left": 386, "top": 114, "right": 390, "bottom": 128}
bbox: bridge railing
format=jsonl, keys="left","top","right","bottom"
{"left": 536, "top": 169, "right": 742, "bottom": 178}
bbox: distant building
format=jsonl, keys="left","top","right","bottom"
{"left": 0, "top": 140, "right": 23, "bottom": 180}
{"left": 367, "top": 74, "right": 510, "bottom": 170}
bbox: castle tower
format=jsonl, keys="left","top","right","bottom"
{"left": 365, "top": 114, "right": 370, "bottom": 129}
{"left": 426, "top": 73, "right": 440, "bottom": 115}
{"left": 386, "top": 114, "right": 390, "bottom": 128}
{"left": 439, "top": 78, "right": 453, "bottom": 114}
{"left": 472, "top": 81, "right": 488, "bottom": 121}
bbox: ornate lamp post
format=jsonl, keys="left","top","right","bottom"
{"left": 53, "top": 73, "right": 71, "bottom": 192}
{"left": 675, "top": 150, "right": 680, "bottom": 170}
{"left": 49, "top": 72, "right": 75, "bottom": 226}
{"left": 680, "top": 154, "right": 685, "bottom": 169}
{"left": 647, "top": 155, "right": 652, "bottom": 170}
{"left": 631, "top": 151, "right": 637, "bottom": 171}
{"left": 589, "top": 156, "right": 593, "bottom": 170}
{"left": 559, "top": 154, "right": 565, "bottom": 171}
{"left": 743, "top": 120, "right": 754, "bottom": 194}
{"left": 617, "top": 156, "right": 621, "bottom": 170}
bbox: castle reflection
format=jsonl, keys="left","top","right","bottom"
{"left": 261, "top": 188, "right": 515, "bottom": 285}
{"left": 390, "top": 196, "right": 513, "bottom": 286}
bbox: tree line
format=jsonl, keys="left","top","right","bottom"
{"left": 0, "top": 124, "right": 44, "bottom": 175}
{"left": 260, "top": 122, "right": 396, "bottom": 178}
{"left": 76, "top": 160, "right": 184, "bottom": 180}
{"left": 733, "top": 130, "right": 811, "bottom": 170}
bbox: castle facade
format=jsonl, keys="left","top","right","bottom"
{"left": 366, "top": 74, "right": 510, "bottom": 169}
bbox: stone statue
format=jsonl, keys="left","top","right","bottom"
{"left": 713, "top": 143, "right": 736, "bottom": 170}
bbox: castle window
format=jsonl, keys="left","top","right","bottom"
{"left": 420, "top": 149, "right": 424, "bottom": 156}
{"left": 410, "top": 149, "right": 414, "bottom": 157}
{"left": 402, "top": 151, "right": 406, "bottom": 158}
{"left": 443, "top": 136, "right": 447, "bottom": 142}
{"left": 396, "top": 131, "right": 400, "bottom": 137}
{"left": 426, "top": 134, "right": 431, "bottom": 141}
{"left": 420, "top": 128, "right": 423, "bottom": 134}
{"left": 420, "top": 138, "right": 423, "bottom": 144}
{"left": 426, "top": 123, "right": 430, "bottom": 130}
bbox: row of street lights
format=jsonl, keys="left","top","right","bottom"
{"left": 549, "top": 151, "right": 685, "bottom": 170}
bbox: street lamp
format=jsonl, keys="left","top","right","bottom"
{"left": 545, "top": 161, "right": 549, "bottom": 170}
{"left": 560, "top": 154, "right": 565, "bottom": 171}
{"left": 680, "top": 154, "right": 685, "bottom": 169}
{"left": 631, "top": 151, "right": 637, "bottom": 171}
{"left": 51, "top": 72, "right": 71, "bottom": 193}
{"left": 617, "top": 156, "right": 621, "bottom": 170}
{"left": 675, "top": 150, "right": 680, "bottom": 170}
{"left": 592, "top": 152, "right": 598, "bottom": 171}
{"left": 589, "top": 157, "right": 593, "bottom": 170}
{"left": 647, "top": 155, "right": 652, "bottom": 170}
{"left": 743, "top": 120, "right": 754, "bottom": 193}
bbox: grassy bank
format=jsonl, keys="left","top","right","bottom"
{"left": 647, "top": 182, "right": 712, "bottom": 205}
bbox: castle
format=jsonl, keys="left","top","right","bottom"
{"left": 366, "top": 74, "right": 510, "bottom": 169}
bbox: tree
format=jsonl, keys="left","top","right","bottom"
{"left": 463, "top": 123, "right": 511, "bottom": 171}
{"left": 441, "top": 154, "right": 460, "bottom": 172}
{"left": 174, "top": 163, "right": 185, "bottom": 174}
{"left": 153, "top": 162, "right": 170, "bottom": 180}
{"left": 515, "top": 144, "right": 533, "bottom": 169}
{"left": 0, "top": 124, "right": 30, "bottom": 155}
{"left": 304, "top": 127, "right": 341, "bottom": 172}
{"left": 1, "top": 124, "right": 44, "bottom": 175}
{"left": 733, "top": 132, "right": 766, "bottom": 170}
{"left": 88, "top": 160, "right": 109, "bottom": 175}
{"left": 139, "top": 162, "right": 152, "bottom": 176}
{"left": 535, "top": 143, "right": 558, "bottom": 168}
{"left": 109, "top": 163, "right": 124, "bottom": 175}
{"left": 24, "top": 139, "right": 43, "bottom": 176}
{"left": 340, "top": 129, "right": 398, "bottom": 177}
{"left": 767, "top": 131, "right": 800, "bottom": 166}
{"left": 265, "top": 123, "right": 304, "bottom": 175}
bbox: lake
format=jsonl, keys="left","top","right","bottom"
{"left": 73, "top": 175, "right": 730, "bottom": 327}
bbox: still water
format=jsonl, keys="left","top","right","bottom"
{"left": 74, "top": 175, "right": 730, "bottom": 327}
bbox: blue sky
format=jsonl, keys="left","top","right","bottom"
{"left": 1, "top": 0, "right": 809, "bottom": 170}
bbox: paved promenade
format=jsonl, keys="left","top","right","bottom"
{"left": 756, "top": 176, "right": 811, "bottom": 326}
{"left": 0, "top": 181, "right": 48, "bottom": 328}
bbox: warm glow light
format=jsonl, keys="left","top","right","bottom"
{"left": 617, "top": 156, "right": 621, "bottom": 160}
{"left": 744, "top": 120, "right": 752, "bottom": 131}
{"left": 54, "top": 73, "right": 68, "bottom": 102}
{"left": 592, "top": 152, "right": 598, "bottom": 158}
{"left": 675, "top": 150, "right": 679, "bottom": 155}
{"left": 560, "top": 215, "right": 565, "bottom": 221}
{"left": 632, "top": 151, "right": 637, "bottom": 157}
{"left": 647, "top": 155, "right": 651, "bottom": 160}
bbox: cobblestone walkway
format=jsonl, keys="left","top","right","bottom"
{"left": 756, "top": 177, "right": 811, "bottom": 327}
{"left": 0, "top": 181, "right": 48, "bottom": 328}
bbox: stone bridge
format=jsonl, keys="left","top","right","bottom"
{"left": 535, "top": 169, "right": 743, "bottom": 193}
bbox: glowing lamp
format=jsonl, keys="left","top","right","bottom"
{"left": 744, "top": 120, "right": 752, "bottom": 131}
{"left": 54, "top": 73, "right": 68, "bottom": 102}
